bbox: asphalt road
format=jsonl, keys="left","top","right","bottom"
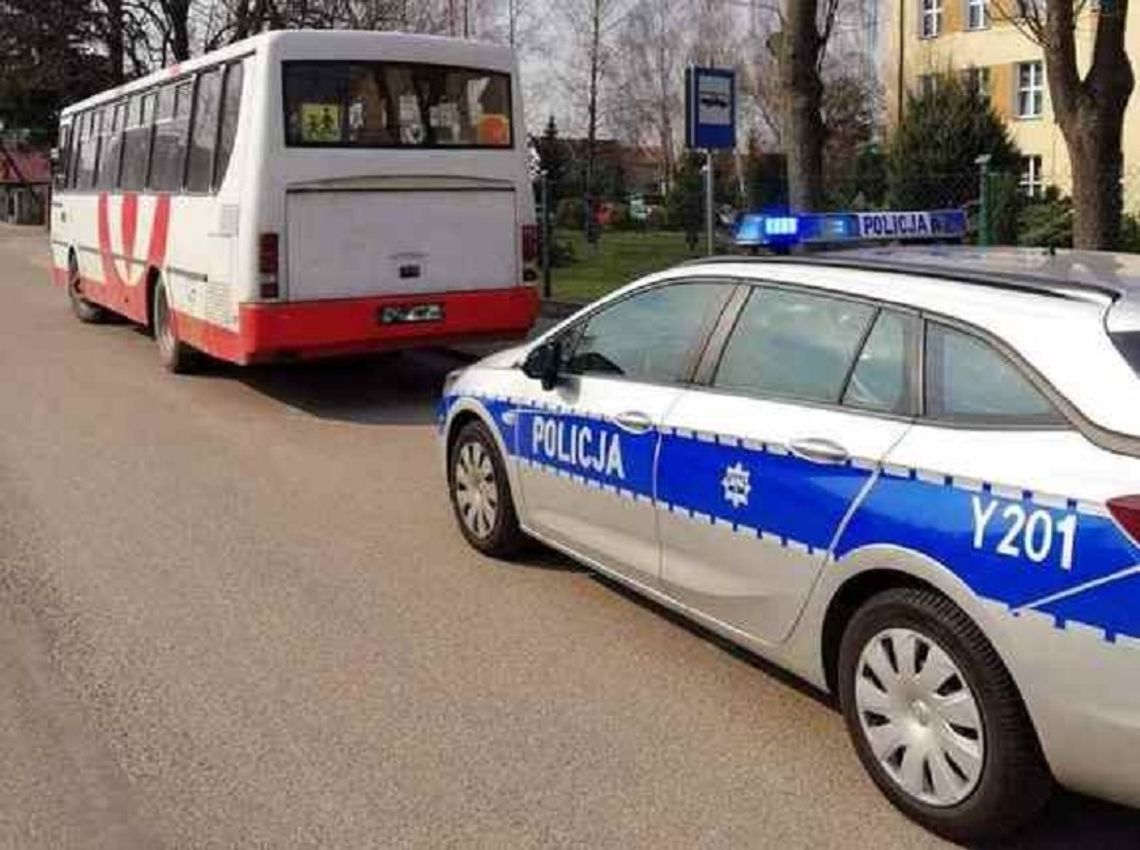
{"left": 1, "top": 224, "right": 1138, "bottom": 849}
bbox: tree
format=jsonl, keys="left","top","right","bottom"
{"left": 991, "top": 0, "right": 1134, "bottom": 249}
{"left": 0, "top": 0, "right": 112, "bottom": 139}
{"left": 778, "top": 0, "right": 842, "bottom": 211}
{"left": 536, "top": 115, "right": 569, "bottom": 204}
{"left": 887, "top": 74, "right": 1021, "bottom": 210}
{"left": 613, "top": 0, "right": 687, "bottom": 181}
{"left": 561, "top": 0, "right": 624, "bottom": 244}
{"left": 821, "top": 71, "right": 880, "bottom": 204}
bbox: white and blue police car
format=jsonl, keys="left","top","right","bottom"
{"left": 439, "top": 246, "right": 1140, "bottom": 841}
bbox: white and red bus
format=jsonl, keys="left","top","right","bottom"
{"left": 50, "top": 31, "right": 539, "bottom": 371}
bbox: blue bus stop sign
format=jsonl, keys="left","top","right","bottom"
{"left": 686, "top": 67, "right": 736, "bottom": 150}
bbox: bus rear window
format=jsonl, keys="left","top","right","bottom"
{"left": 283, "top": 61, "right": 513, "bottom": 149}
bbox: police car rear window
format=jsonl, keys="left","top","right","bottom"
{"left": 925, "top": 324, "right": 1065, "bottom": 427}
{"left": 1110, "top": 331, "right": 1140, "bottom": 379}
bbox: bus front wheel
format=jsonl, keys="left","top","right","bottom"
{"left": 152, "top": 277, "right": 195, "bottom": 374}
{"left": 67, "top": 254, "right": 107, "bottom": 324}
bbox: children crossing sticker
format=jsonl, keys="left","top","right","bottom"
{"left": 300, "top": 103, "right": 342, "bottom": 143}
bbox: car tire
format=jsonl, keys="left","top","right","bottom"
{"left": 67, "top": 253, "right": 107, "bottom": 323}
{"left": 448, "top": 419, "right": 526, "bottom": 558}
{"left": 152, "top": 276, "right": 196, "bottom": 374}
{"left": 838, "top": 587, "right": 1052, "bottom": 843}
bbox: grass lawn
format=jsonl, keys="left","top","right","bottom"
{"left": 548, "top": 229, "right": 704, "bottom": 303}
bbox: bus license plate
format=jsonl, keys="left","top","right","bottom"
{"left": 379, "top": 303, "right": 444, "bottom": 325}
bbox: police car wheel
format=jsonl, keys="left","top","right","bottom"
{"left": 838, "top": 587, "right": 1051, "bottom": 843}
{"left": 449, "top": 420, "right": 525, "bottom": 558}
{"left": 68, "top": 253, "right": 107, "bottom": 324}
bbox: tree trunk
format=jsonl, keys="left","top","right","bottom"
{"left": 1044, "top": 0, "right": 1133, "bottom": 249}
{"left": 585, "top": 0, "right": 602, "bottom": 247}
{"left": 105, "top": 0, "right": 124, "bottom": 85}
{"left": 780, "top": 0, "right": 825, "bottom": 212}
{"left": 1063, "top": 109, "right": 1127, "bottom": 248}
{"left": 162, "top": 0, "right": 192, "bottom": 61}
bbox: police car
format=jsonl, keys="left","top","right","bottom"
{"left": 438, "top": 246, "right": 1140, "bottom": 841}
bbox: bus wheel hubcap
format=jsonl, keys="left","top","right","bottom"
{"left": 854, "top": 627, "right": 985, "bottom": 807}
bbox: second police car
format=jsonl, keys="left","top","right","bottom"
{"left": 438, "top": 246, "right": 1140, "bottom": 841}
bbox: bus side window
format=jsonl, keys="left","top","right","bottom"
{"left": 97, "top": 100, "right": 126, "bottom": 189}
{"left": 150, "top": 84, "right": 189, "bottom": 192}
{"left": 187, "top": 68, "right": 222, "bottom": 193}
{"left": 77, "top": 109, "right": 103, "bottom": 190}
{"left": 54, "top": 124, "right": 71, "bottom": 191}
{"left": 121, "top": 94, "right": 153, "bottom": 191}
{"left": 214, "top": 61, "right": 244, "bottom": 190}
{"left": 67, "top": 113, "right": 84, "bottom": 190}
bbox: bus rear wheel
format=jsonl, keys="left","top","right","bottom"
{"left": 152, "top": 277, "right": 196, "bottom": 374}
{"left": 67, "top": 254, "right": 107, "bottom": 324}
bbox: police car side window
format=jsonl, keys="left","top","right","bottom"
{"left": 842, "top": 309, "right": 914, "bottom": 414}
{"left": 564, "top": 283, "right": 728, "bottom": 383}
{"left": 713, "top": 287, "right": 875, "bottom": 404}
{"left": 925, "top": 323, "right": 1065, "bottom": 426}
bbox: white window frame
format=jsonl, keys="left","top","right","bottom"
{"left": 1020, "top": 155, "right": 1044, "bottom": 198}
{"left": 964, "top": 67, "right": 990, "bottom": 99}
{"left": 1017, "top": 61, "right": 1044, "bottom": 118}
{"left": 967, "top": 0, "right": 989, "bottom": 29}
{"left": 921, "top": 0, "right": 943, "bottom": 38}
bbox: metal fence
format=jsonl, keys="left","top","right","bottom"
{"left": 535, "top": 163, "right": 1140, "bottom": 301}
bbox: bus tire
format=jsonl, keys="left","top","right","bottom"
{"left": 152, "top": 276, "right": 196, "bottom": 374}
{"left": 67, "top": 253, "right": 107, "bottom": 324}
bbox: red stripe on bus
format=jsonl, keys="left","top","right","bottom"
{"left": 54, "top": 269, "right": 537, "bottom": 367}
{"left": 93, "top": 192, "right": 172, "bottom": 322}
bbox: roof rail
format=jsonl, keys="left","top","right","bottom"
{"left": 679, "top": 252, "right": 1120, "bottom": 304}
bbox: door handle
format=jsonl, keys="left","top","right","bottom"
{"left": 611, "top": 411, "right": 653, "bottom": 435}
{"left": 789, "top": 437, "right": 850, "bottom": 465}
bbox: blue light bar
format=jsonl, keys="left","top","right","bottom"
{"left": 734, "top": 209, "right": 968, "bottom": 249}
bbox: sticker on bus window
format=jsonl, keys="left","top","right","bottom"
{"left": 478, "top": 113, "right": 510, "bottom": 146}
{"left": 300, "top": 103, "right": 342, "bottom": 143}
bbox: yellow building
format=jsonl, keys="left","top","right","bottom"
{"left": 884, "top": 0, "right": 1140, "bottom": 199}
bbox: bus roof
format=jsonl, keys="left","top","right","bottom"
{"left": 60, "top": 30, "right": 517, "bottom": 118}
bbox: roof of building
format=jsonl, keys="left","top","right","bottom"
{"left": 0, "top": 141, "right": 51, "bottom": 185}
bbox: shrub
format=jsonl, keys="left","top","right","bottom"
{"left": 888, "top": 73, "right": 1021, "bottom": 210}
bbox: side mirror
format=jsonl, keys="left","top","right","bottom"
{"left": 522, "top": 340, "right": 563, "bottom": 391}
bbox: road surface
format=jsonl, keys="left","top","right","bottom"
{"left": 1, "top": 224, "right": 1137, "bottom": 848}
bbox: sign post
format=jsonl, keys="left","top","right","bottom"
{"left": 686, "top": 67, "right": 736, "bottom": 256}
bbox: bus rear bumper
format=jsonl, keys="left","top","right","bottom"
{"left": 229, "top": 286, "right": 539, "bottom": 364}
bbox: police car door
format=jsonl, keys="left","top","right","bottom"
{"left": 514, "top": 281, "right": 735, "bottom": 586}
{"left": 656, "top": 284, "right": 918, "bottom": 643}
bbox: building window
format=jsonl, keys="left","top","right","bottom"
{"left": 919, "top": 74, "right": 938, "bottom": 98}
{"left": 921, "top": 0, "right": 942, "bottom": 37}
{"left": 964, "top": 67, "right": 991, "bottom": 99}
{"left": 1020, "top": 155, "right": 1044, "bottom": 198}
{"left": 1017, "top": 61, "right": 1044, "bottom": 118}
{"left": 968, "top": 0, "right": 989, "bottom": 28}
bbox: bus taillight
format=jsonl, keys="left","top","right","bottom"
{"left": 521, "top": 224, "right": 539, "bottom": 264}
{"left": 259, "top": 233, "right": 280, "bottom": 299}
